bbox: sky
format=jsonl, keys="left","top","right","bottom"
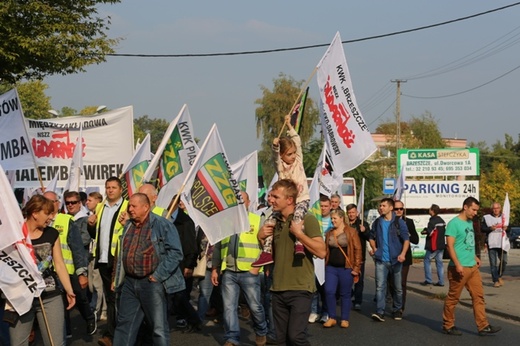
{"left": 45, "top": 0, "right": 520, "bottom": 163}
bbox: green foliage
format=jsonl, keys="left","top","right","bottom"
{"left": 60, "top": 106, "right": 77, "bottom": 117}
{"left": 255, "top": 73, "right": 319, "bottom": 182}
{"left": 376, "top": 111, "right": 446, "bottom": 152}
{"left": 0, "top": 80, "right": 52, "bottom": 119}
{"left": 0, "top": 1, "right": 121, "bottom": 82}
{"left": 134, "top": 115, "right": 170, "bottom": 153}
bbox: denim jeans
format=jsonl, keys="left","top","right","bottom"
{"left": 488, "top": 248, "right": 508, "bottom": 283}
{"left": 375, "top": 260, "right": 402, "bottom": 314}
{"left": 324, "top": 266, "right": 353, "bottom": 321}
{"left": 221, "top": 270, "right": 267, "bottom": 344}
{"left": 10, "top": 294, "right": 65, "bottom": 346}
{"left": 424, "top": 250, "right": 445, "bottom": 285}
{"left": 197, "top": 269, "right": 214, "bottom": 321}
{"left": 310, "top": 278, "right": 327, "bottom": 317}
{"left": 113, "top": 277, "right": 170, "bottom": 346}
{"left": 261, "top": 271, "right": 276, "bottom": 341}
{"left": 352, "top": 261, "right": 366, "bottom": 306}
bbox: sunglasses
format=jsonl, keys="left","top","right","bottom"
{"left": 394, "top": 208, "right": 404, "bottom": 211}
{"left": 65, "top": 201, "right": 79, "bottom": 205}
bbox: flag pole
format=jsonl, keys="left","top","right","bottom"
{"left": 277, "top": 67, "right": 317, "bottom": 139}
{"left": 38, "top": 296, "right": 55, "bottom": 346}
{"left": 165, "top": 124, "right": 217, "bottom": 220}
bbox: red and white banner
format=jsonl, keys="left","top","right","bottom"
{"left": 317, "top": 32, "right": 377, "bottom": 175}
{"left": 14, "top": 106, "right": 134, "bottom": 188}
{"left": 0, "top": 89, "right": 35, "bottom": 170}
{"left": 0, "top": 165, "right": 45, "bottom": 315}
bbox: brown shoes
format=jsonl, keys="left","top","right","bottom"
{"left": 256, "top": 335, "right": 267, "bottom": 346}
{"left": 323, "top": 318, "right": 337, "bottom": 328}
{"left": 340, "top": 320, "right": 349, "bottom": 328}
{"left": 98, "top": 336, "right": 113, "bottom": 346}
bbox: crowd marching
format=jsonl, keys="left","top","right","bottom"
{"left": 0, "top": 111, "right": 508, "bottom": 346}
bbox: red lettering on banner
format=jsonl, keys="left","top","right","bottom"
{"left": 323, "top": 76, "right": 356, "bottom": 148}
{"left": 32, "top": 130, "right": 86, "bottom": 159}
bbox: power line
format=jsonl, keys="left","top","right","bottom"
{"left": 107, "top": 2, "right": 520, "bottom": 58}
{"left": 402, "top": 63, "right": 520, "bottom": 99}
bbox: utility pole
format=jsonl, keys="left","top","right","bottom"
{"left": 391, "top": 79, "right": 407, "bottom": 153}
{"left": 391, "top": 79, "right": 406, "bottom": 177}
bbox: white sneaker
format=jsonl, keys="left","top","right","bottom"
{"left": 308, "top": 313, "right": 319, "bottom": 323}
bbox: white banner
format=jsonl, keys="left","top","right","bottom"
{"left": 317, "top": 32, "right": 377, "bottom": 175}
{"left": 0, "top": 89, "right": 35, "bottom": 170}
{"left": 181, "top": 124, "right": 249, "bottom": 245}
{"left": 231, "top": 151, "right": 258, "bottom": 212}
{"left": 14, "top": 106, "right": 134, "bottom": 188}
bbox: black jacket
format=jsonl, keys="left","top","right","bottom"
{"left": 350, "top": 218, "right": 371, "bottom": 261}
{"left": 398, "top": 216, "right": 419, "bottom": 266}
{"left": 424, "top": 215, "right": 446, "bottom": 252}
{"left": 172, "top": 210, "right": 199, "bottom": 270}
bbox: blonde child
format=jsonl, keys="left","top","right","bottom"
{"left": 252, "top": 115, "right": 310, "bottom": 266}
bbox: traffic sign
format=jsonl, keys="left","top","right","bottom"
{"left": 383, "top": 178, "right": 396, "bottom": 194}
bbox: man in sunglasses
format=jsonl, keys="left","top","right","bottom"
{"left": 391, "top": 200, "right": 419, "bottom": 313}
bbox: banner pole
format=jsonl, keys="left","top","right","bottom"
{"left": 38, "top": 296, "right": 55, "bottom": 346}
{"left": 277, "top": 67, "right": 317, "bottom": 139}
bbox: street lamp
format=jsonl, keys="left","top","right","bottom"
{"left": 48, "top": 109, "right": 60, "bottom": 118}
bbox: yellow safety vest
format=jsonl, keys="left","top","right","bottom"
{"left": 221, "top": 213, "right": 262, "bottom": 271}
{"left": 152, "top": 205, "right": 166, "bottom": 217}
{"left": 93, "top": 199, "right": 129, "bottom": 258}
{"left": 53, "top": 213, "right": 75, "bottom": 275}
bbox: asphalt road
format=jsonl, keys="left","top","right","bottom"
{"left": 38, "top": 273, "right": 518, "bottom": 346}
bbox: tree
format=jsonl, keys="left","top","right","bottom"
{"left": 255, "top": 73, "right": 319, "bottom": 181}
{"left": 133, "top": 115, "right": 170, "bottom": 153}
{"left": 376, "top": 111, "right": 446, "bottom": 152}
{"left": 0, "top": 80, "right": 52, "bottom": 119}
{"left": 0, "top": 1, "right": 121, "bottom": 83}
{"left": 480, "top": 161, "right": 520, "bottom": 224}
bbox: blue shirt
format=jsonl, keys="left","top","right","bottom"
{"left": 381, "top": 219, "right": 391, "bottom": 262}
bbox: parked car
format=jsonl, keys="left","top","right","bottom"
{"left": 509, "top": 227, "right": 520, "bottom": 249}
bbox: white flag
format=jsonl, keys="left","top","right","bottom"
{"left": 231, "top": 151, "right": 258, "bottom": 212}
{"left": 63, "top": 124, "right": 84, "bottom": 193}
{"left": 393, "top": 165, "right": 406, "bottom": 201}
{"left": 308, "top": 164, "right": 325, "bottom": 286}
{"left": 122, "top": 133, "right": 151, "bottom": 197}
{"left": 45, "top": 173, "right": 59, "bottom": 193}
{"left": 181, "top": 124, "right": 249, "bottom": 245}
{"left": 502, "top": 193, "right": 511, "bottom": 252}
{"left": 0, "top": 165, "right": 45, "bottom": 315}
{"left": 317, "top": 32, "right": 377, "bottom": 175}
{"left": 357, "top": 178, "right": 365, "bottom": 216}
{"left": 143, "top": 105, "right": 199, "bottom": 208}
{"left": 0, "top": 89, "right": 35, "bottom": 170}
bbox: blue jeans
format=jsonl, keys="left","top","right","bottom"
{"left": 261, "top": 271, "right": 276, "bottom": 341}
{"left": 488, "top": 248, "right": 508, "bottom": 283}
{"left": 221, "top": 270, "right": 267, "bottom": 344}
{"left": 197, "top": 269, "right": 214, "bottom": 321}
{"left": 352, "top": 261, "right": 366, "bottom": 305}
{"left": 324, "top": 266, "right": 353, "bottom": 321}
{"left": 424, "top": 250, "right": 444, "bottom": 285}
{"left": 113, "top": 277, "right": 169, "bottom": 346}
{"left": 375, "top": 260, "right": 403, "bottom": 314}
{"left": 310, "top": 278, "right": 327, "bottom": 317}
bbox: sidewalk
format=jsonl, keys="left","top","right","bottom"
{"left": 366, "top": 248, "right": 520, "bottom": 322}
